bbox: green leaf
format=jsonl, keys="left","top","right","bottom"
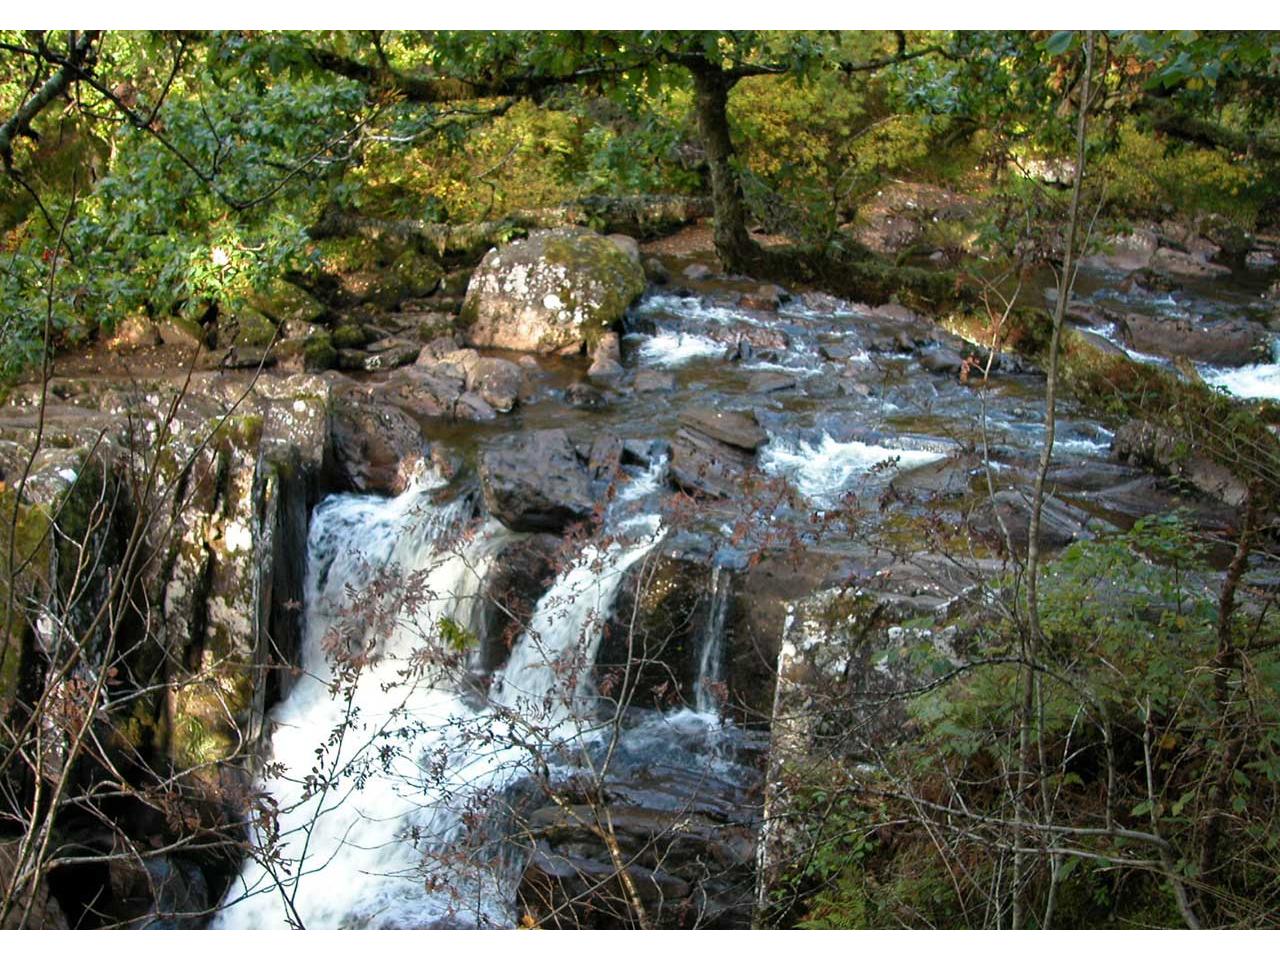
{"left": 1044, "top": 32, "right": 1076, "bottom": 56}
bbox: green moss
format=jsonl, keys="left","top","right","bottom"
{"left": 541, "top": 232, "right": 645, "bottom": 348}
{"left": 332, "top": 323, "right": 368, "bottom": 349}
{"left": 303, "top": 332, "right": 337, "bottom": 371}
{"left": 250, "top": 278, "right": 327, "bottom": 326}
{"left": 232, "top": 307, "right": 278, "bottom": 348}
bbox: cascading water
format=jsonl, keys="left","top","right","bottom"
{"left": 213, "top": 469, "right": 663, "bottom": 929}
{"left": 695, "top": 566, "right": 731, "bottom": 715}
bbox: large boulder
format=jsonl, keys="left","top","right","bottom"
{"left": 1118, "top": 313, "right": 1270, "bottom": 367}
{"left": 479, "top": 429, "right": 596, "bottom": 533}
{"left": 461, "top": 227, "right": 646, "bottom": 354}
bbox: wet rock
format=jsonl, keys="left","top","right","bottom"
{"left": 746, "top": 371, "right": 797, "bottom": 394}
{"left": 109, "top": 855, "right": 210, "bottom": 929}
{"left": 1247, "top": 250, "right": 1279, "bottom": 270}
{"left": 621, "top": 438, "right": 671, "bottom": 468}
{"left": 682, "top": 262, "right": 713, "bottom": 281}
{"left": 677, "top": 407, "right": 766, "bottom": 452}
{"left": 1079, "top": 475, "right": 1239, "bottom": 531}
{"left": 1112, "top": 419, "right": 1250, "bottom": 506}
{"left": 564, "top": 381, "right": 608, "bottom": 410}
{"left": 586, "top": 433, "right": 624, "bottom": 485}
{"left": 1151, "top": 246, "right": 1232, "bottom": 279}
{"left": 1118, "top": 313, "right": 1269, "bottom": 366}
{"left": 739, "top": 283, "right": 785, "bottom": 312}
{"left": 479, "top": 428, "right": 596, "bottom": 533}
{"left": 1070, "top": 328, "right": 1129, "bottom": 357}
{"left": 330, "top": 397, "right": 425, "bottom": 495}
{"left": 642, "top": 256, "right": 670, "bottom": 285}
{"left": 918, "top": 344, "right": 964, "bottom": 374}
{"left": 599, "top": 553, "right": 711, "bottom": 709}
{"left": 970, "top": 489, "right": 1097, "bottom": 552}
{"left": 669, "top": 427, "right": 755, "bottom": 499}
{"left": 634, "top": 369, "right": 675, "bottom": 394}
{"left": 455, "top": 391, "right": 497, "bottom": 422}
{"left": 587, "top": 331, "right": 625, "bottom": 383}
{"left": 467, "top": 356, "right": 523, "bottom": 413}
{"left": 476, "top": 534, "right": 562, "bottom": 677}
{"left": 157, "top": 317, "right": 209, "bottom": 351}
{"left": 462, "top": 227, "right": 646, "bottom": 354}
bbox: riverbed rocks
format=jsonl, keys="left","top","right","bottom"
{"left": 1117, "top": 313, "right": 1270, "bottom": 366}
{"left": 670, "top": 407, "right": 767, "bottom": 499}
{"left": 1112, "top": 419, "right": 1250, "bottom": 506}
{"left": 461, "top": 227, "right": 646, "bottom": 354}
{"left": 330, "top": 396, "right": 426, "bottom": 495}
{"left": 479, "top": 429, "right": 597, "bottom": 533}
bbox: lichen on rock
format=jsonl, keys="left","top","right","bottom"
{"left": 461, "top": 227, "right": 646, "bottom": 354}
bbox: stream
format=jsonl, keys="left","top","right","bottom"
{"left": 212, "top": 254, "right": 1276, "bottom": 928}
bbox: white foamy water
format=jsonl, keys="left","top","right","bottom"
{"left": 760, "top": 433, "right": 948, "bottom": 507}
{"left": 1203, "top": 338, "right": 1280, "bottom": 399}
{"left": 637, "top": 331, "right": 726, "bottom": 367}
{"left": 214, "top": 470, "right": 662, "bottom": 929}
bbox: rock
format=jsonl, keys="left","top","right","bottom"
{"left": 361, "top": 340, "right": 419, "bottom": 370}
{"left": 669, "top": 425, "right": 756, "bottom": 499}
{"left": 249, "top": 279, "right": 327, "bottom": 336}
{"left": 467, "top": 356, "right": 523, "bottom": 413}
{"left": 301, "top": 332, "right": 337, "bottom": 371}
{"left": 599, "top": 553, "right": 713, "bottom": 708}
{"left": 1112, "top": 419, "right": 1250, "bottom": 506}
{"left": 587, "top": 331, "right": 625, "bottom": 382}
{"left": 107, "top": 314, "right": 162, "bottom": 352}
{"left": 564, "top": 382, "right": 607, "bottom": 410}
{"left": 335, "top": 348, "right": 371, "bottom": 371}
{"left": 1151, "top": 246, "right": 1232, "bottom": 279}
{"left": 634, "top": 369, "right": 675, "bottom": 394}
{"left": 677, "top": 407, "right": 766, "bottom": 452}
{"left": 461, "top": 227, "right": 646, "bottom": 354}
{"left": 746, "top": 371, "right": 796, "bottom": 394}
{"left": 455, "top": 391, "right": 497, "bottom": 422}
{"left": 643, "top": 257, "right": 670, "bottom": 285}
{"left": 1069, "top": 329, "right": 1128, "bottom": 358}
{"left": 607, "top": 233, "right": 641, "bottom": 263}
{"left": 332, "top": 323, "right": 369, "bottom": 349}
{"left": 1, "top": 841, "right": 68, "bottom": 929}
{"left": 221, "top": 346, "right": 277, "bottom": 369}
{"left": 682, "top": 263, "right": 713, "bottom": 281}
{"left": 479, "top": 429, "right": 596, "bottom": 533}
{"left": 739, "top": 284, "right": 785, "bottom": 312}
{"left": 1118, "top": 313, "right": 1269, "bottom": 366}
{"left": 157, "top": 316, "right": 209, "bottom": 350}
{"left": 918, "top": 344, "right": 964, "bottom": 374}
{"left": 970, "top": 489, "right": 1095, "bottom": 552}
{"left": 475, "top": 534, "right": 562, "bottom": 676}
{"left": 586, "top": 433, "right": 624, "bottom": 484}
{"left": 330, "top": 398, "right": 425, "bottom": 495}
{"left": 371, "top": 366, "right": 464, "bottom": 420}
{"left": 1081, "top": 229, "right": 1159, "bottom": 273}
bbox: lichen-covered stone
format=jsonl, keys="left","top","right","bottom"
{"left": 462, "top": 227, "right": 646, "bottom": 354}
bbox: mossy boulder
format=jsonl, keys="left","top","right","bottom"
{"left": 461, "top": 227, "right": 646, "bottom": 354}
{"left": 249, "top": 278, "right": 327, "bottom": 335}
{"left": 312, "top": 237, "right": 444, "bottom": 309}
{"left": 302, "top": 332, "right": 337, "bottom": 371}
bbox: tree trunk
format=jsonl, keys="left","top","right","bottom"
{"left": 688, "top": 60, "right": 762, "bottom": 274}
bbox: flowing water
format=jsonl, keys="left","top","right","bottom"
{"left": 214, "top": 255, "right": 1274, "bottom": 927}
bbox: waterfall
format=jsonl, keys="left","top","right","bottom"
{"left": 695, "top": 565, "right": 731, "bottom": 715}
{"left": 213, "top": 470, "right": 662, "bottom": 929}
